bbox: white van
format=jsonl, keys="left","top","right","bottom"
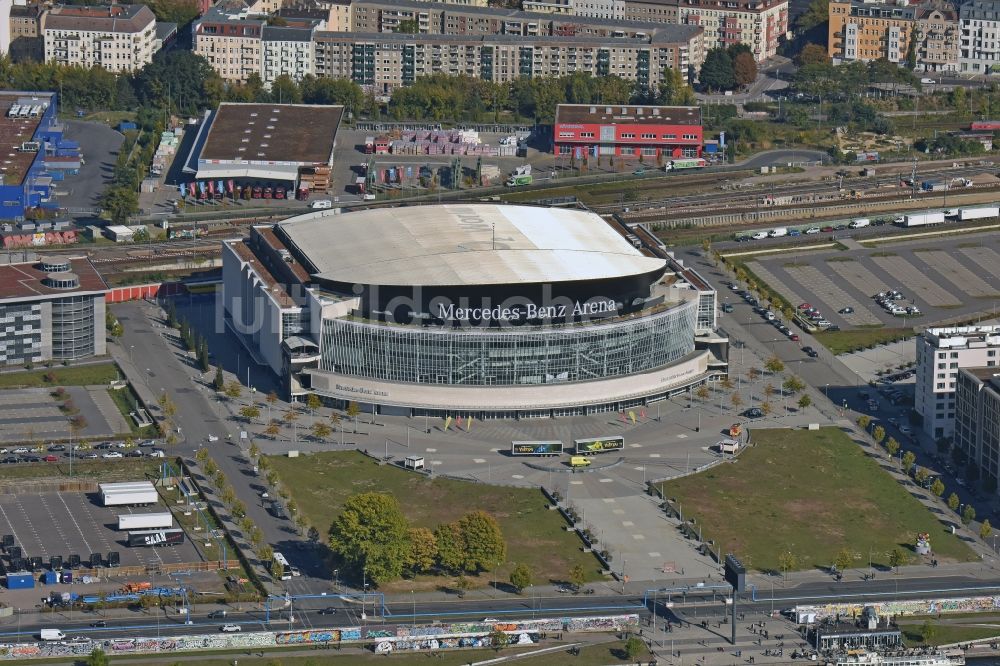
{"left": 40, "top": 629, "right": 66, "bottom": 641}
{"left": 849, "top": 218, "right": 870, "bottom": 229}
{"left": 769, "top": 228, "right": 788, "bottom": 238}
{"left": 310, "top": 199, "right": 333, "bottom": 209}
{"left": 751, "top": 231, "right": 768, "bottom": 240}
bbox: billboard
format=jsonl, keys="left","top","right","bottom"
{"left": 127, "top": 529, "right": 185, "bottom": 548}
{"left": 511, "top": 441, "right": 563, "bottom": 456}
{"left": 574, "top": 436, "right": 625, "bottom": 455}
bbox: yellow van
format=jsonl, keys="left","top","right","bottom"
{"left": 570, "top": 456, "right": 592, "bottom": 468}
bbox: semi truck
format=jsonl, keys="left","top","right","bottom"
{"left": 100, "top": 482, "right": 158, "bottom": 507}
{"left": 898, "top": 212, "right": 945, "bottom": 227}
{"left": 118, "top": 513, "right": 173, "bottom": 531}
{"left": 127, "top": 529, "right": 185, "bottom": 547}
{"left": 957, "top": 206, "right": 1000, "bottom": 221}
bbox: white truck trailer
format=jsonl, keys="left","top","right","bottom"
{"left": 957, "top": 206, "right": 1000, "bottom": 221}
{"left": 100, "top": 481, "right": 158, "bottom": 507}
{"left": 902, "top": 212, "right": 945, "bottom": 227}
{"left": 117, "top": 512, "right": 172, "bottom": 531}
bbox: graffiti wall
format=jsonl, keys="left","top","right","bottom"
{"left": 1, "top": 230, "right": 77, "bottom": 249}
{"left": 0, "top": 614, "right": 639, "bottom": 660}
{"left": 796, "top": 596, "right": 1000, "bottom": 621}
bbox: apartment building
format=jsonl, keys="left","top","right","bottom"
{"left": 192, "top": 7, "right": 266, "bottom": 83}
{"left": 916, "top": 325, "right": 1000, "bottom": 440}
{"left": 313, "top": 27, "right": 702, "bottom": 92}
{"left": 42, "top": 4, "right": 157, "bottom": 72}
{"left": 9, "top": 4, "right": 43, "bottom": 62}
{"left": 262, "top": 25, "right": 315, "bottom": 84}
{"left": 574, "top": 0, "right": 626, "bottom": 20}
{"left": 522, "top": 0, "right": 576, "bottom": 14}
{"left": 960, "top": 0, "right": 1000, "bottom": 74}
{"left": 623, "top": 0, "right": 681, "bottom": 25}
{"left": 916, "top": 3, "right": 959, "bottom": 72}
{"left": 676, "top": 0, "right": 787, "bottom": 62}
{"left": 954, "top": 367, "right": 1000, "bottom": 494}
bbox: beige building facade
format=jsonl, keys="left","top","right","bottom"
{"left": 42, "top": 4, "right": 157, "bottom": 72}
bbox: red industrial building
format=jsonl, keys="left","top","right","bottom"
{"left": 553, "top": 104, "right": 703, "bottom": 161}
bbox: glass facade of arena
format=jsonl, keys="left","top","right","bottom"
{"left": 320, "top": 299, "right": 697, "bottom": 386}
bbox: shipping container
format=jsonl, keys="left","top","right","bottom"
{"left": 118, "top": 513, "right": 172, "bottom": 531}
{"left": 6, "top": 572, "right": 34, "bottom": 589}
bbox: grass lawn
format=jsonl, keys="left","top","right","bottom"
{"left": 900, "top": 621, "right": 1000, "bottom": 646}
{"left": 0, "top": 459, "right": 161, "bottom": 483}
{"left": 662, "top": 428, "right": 975, "bottom": 573}
{"left": 267, "top": 451, "right": 605, "bottom": 592}
{"left": 813, "top": 327, "right": 913, "bottom": 355}
{"left": 0, "top": 362, "right": 120, "bottom": 389}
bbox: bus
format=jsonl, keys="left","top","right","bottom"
{"left": 272, "top": 552, "right": 292, "bottom": 580}
{"left": 511, "top": 441, "right": 563, "bottom": 456}
{"left": 574, "top": 436, "right": 625, "bottom": 455}
{"left": 665, "top": 158, "right": 707, "bottom": 172}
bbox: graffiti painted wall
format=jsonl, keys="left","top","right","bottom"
{"left": 796, "top": 596, "right": 1000, "bottom": 621}
{"left": 0, "top": 614, "right": 640, "bottom": 660}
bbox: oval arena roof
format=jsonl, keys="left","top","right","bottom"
{"left": 276, "top": 204, "right": 666, "bottom": 287}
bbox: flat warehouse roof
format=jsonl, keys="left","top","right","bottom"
{"left": 556, "top": 104, "right": 702, "bottom": 127}
{"left": 199, "top": 103, "right": 343, "bottom": 165}
{"left": 277, "top": 204, "right": 666, "bottom": 287}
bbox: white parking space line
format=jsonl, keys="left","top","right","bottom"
{"left": 622, "top": 521, "right": 635, "bottom": 527}
{"left": 602, "top": 498, "right": 616, "bottom": 504}
{"left": 430, "top": 460, "right": 443, "bottom": 465}
{"left": 871, "top": 255, "right": 960, "bottom": 306}
{"left": 472, "top": 458, "right": 486, "bottom": 464}
{"left": 13, "top": 496, "right": 45, "bottom": 557}
{"left": 598, "top": 478, "right": 613, "bottom": 483}
{"left": 632, "top": 534, "right": 646, "bottom": 540}
{"left": 612, "top": 509, "right": 625, "bottom": 515}
{"left": 918, "top": 250, "right": 999, "bottom": 298}
{"left": 511, "top": 474, "right": 524, "bottom": 479}
{"left": 676, "top": 434, "right": 688, "bottom": 439}
{"left": 570, "top": 480, "right": 583, "bottom": 485}
{"left": 746, "top": 261, "right": 810, "bottom": 310}
{"left": 37, "top": 494, "right": 72, "bottom": 558}
{"left": 784, "top": 264, "right": 880, "bottom": 326}
{"left": 649, "top": 453, "right": 661, "bottom": 458}
{"left": 648, "top": 552, "right": 661, "bottom": 558}
{"left": 425, "top": 448, "right": 437, "bottom": 453}
{"left": 55, "top": 493, "right": 94, "bottom": 556}
{"left": 628, "top": 443, "right": 643, "bottom": 448}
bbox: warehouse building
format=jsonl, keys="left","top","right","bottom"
{"left": 0, "top": 255, "right": 107, "bottom": 367}
{"left": 554, "top": 103, "right": 703, "bottom": 161}
{"left": 222, "top": 204, "right": 727, "bottom": 415}
{"left": 181, "top": 102, "right": 343, "bottom": 196}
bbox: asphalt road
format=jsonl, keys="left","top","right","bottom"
{"left": 5, "top": 575, "right": 999, "bottom": 641}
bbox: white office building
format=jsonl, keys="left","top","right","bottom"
{"left": 916, "top": 325, "right": 1000, "bottom": 440}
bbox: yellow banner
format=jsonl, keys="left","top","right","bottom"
{"left": 629, "top": 411, "right": 636, "bottom": 425}
{"left": 467, "top": 416, "right": 473, "bottom": 432}
{"left": 444, "top": 416, "right": 452, "bottom": 431}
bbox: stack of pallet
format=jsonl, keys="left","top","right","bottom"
{"left": 299, "top": 165, "right": 331, "bottom": 193}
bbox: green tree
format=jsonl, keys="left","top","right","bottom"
{"left": 568, "top": 563, "right": 586, "bottom": 590}
{"left": 885, "top": 436, "right": 900, "bottom": 457}
{"left": 796, "top": 43, "right": 829, "bottom": 66}
{"left": 920, "top": 619, "right": 937, "bottom": 645}
{"left": 834, "top": 548, "right": 853, "bottom": 573}
{"left": 901, "top": 450, "right": 916, "bottom": 474}
{"left": 699, "top": 48, "right": 735, "bottom": 91}
{"left": 509, "top": 563, "right": 532, "bottom": 594}
{"left": 731, "top": 392, "right": 744, "bottom": 411}
{"left": 795, "top": 0, "right": 830, "bottom": 33}
{"left": 306, "top": 393, "right": 323, "bottom": 415}
{"left": 947, "top": 492, "right": 960, "bottom": 512}
{"left": 764, "top": 356, "right": 785, "bottom": 374}
{"left": 134, "top": 50, "right": 222, "bottom": 114}
{"left": 100, "top": 186, "right": 138, "bottom": 224}
{"left": 888, "top": 547, "right": 908, "bottom": 572}
{"left": 195, "top": 447, "right": 209, "bottom": 463}
{"left": 86, "top": 647, "right": 110, "bottom": 666}
{"left": 733, "top": 51, "right": 758, "bottom": 89}
{"left": 872, "top": 425, "right": 886, "bottom": 447}
{"left": 962, "top": 504, "right": 976, "bottom": 525}
{"left": 980, "top": 518, "right": 992, "bottom": 541}
{"left": 798, "top": 394, "right": 813, "bottom": 410}
{"left": 308, "top": 526, "right": 320, "bottom": 544}
{"left": 914, "top": 467, "right": 930, "bottom": 485}
{"left": 270, "top": 74, "right": 302, "bottom": 104}
{"left": 270, "top": 558, "right": 284, "bottom": 581}
{"left": 778, "top": 550, "right": 798, "bottom": 579}
{"left": 212, "top": 365, "right": 224, "bottom": 391}
{"left": 695, "top": 385, "right": 710, "bottom": 402}
{"left": 783, "top": 376, "right": 805, "bottom": 395}
{"left": 310, "top": 421, "right": 332, "bottom": 441}
{"left": 346, "top": 401, "right": 360, "bottom": 419}
{"left": 239, "top": 404, "right": 261, "bottom": 422}
{"left": 490, "top": 629, "right": 511, "bottom": 651}
{"left": 223, "top": 380, "right": 242, "bottom": 401}
{"left": 931, "top": 478, "right": 945, "bottom": 497}
{"left": 328, "top": 492, "right": 410, "bottom": 583}
{"left": 248, "top": 442, "right": 259, "bottom": 459}
{"left": 624, "top": 635, "right": 645, "bottom": 660}
{"left": 456, "top": 510, "right": 507, "bottom": 573}
{"left": 197, "top": 338, "right": 210, "bottom": 372}
{"left": 264, "top": 421, "right": 281, "bottom": 439}
{"left": 857, "top": 415, "right": 872, "bottom": 430}
{"left": 405, "top": 526, "right": 438, "bottom": 576}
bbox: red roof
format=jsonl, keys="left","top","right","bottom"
{"left": 0, "top": 257, "right": 107, "bottom": 299}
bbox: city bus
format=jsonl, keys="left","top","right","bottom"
{"left": 574, "top": 436, "right": 625, "bottom": 455}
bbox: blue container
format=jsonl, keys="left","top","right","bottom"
{"left": 6, "top": 573, "right": 35, "bottom": 589}
{"left": 118, "top": 122, "right": 137, "bottom": 132}
{"left": 43, "top": 570, "right": 57, "bottom": 585}
{"left": 57, "top": 140, "right": 79, "bottom": 150}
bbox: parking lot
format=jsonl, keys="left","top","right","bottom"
{"left": 741, "top": 229, "right": 1000, "bottom": 331}
{"left": 0, "top": 387, "right": 129, "bottom": 444}
{"left": 0, "top": 491, "right": 201, "bottom": 569}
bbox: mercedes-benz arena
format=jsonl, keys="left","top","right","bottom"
{"left": 222, "top": 204, "right": 728, "bottom": 418}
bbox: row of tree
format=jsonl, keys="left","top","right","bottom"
{"left": 698, "top": 45, "right": 759, "bottom": 93}
{"left": 327, "top": 492, "right": 507, "bottom": 584}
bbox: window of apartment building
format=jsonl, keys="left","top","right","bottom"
{"left": 620, "top": 132, "right": 636, "bottom": 138}
{"left": 937, "top": 382, "right": 946, "bottom": 389}
{"left": 951, "top": 352, "right": 959, "bottom": 358}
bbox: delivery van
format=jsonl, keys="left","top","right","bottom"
{"left": 40, "top": 629, "right": 66, "bottom": 641}
{"left": 570, "top": 456, "right": 592, "bottom": 468}
{"left": 849, "top": 218, "right": 870, "bottom": 229}
{"left": 769, "top": 227, "right": 788, "bottom": 238}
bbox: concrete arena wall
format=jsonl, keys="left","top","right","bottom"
{"left": 0, "top": 614, "right": 639, "bottom": 660}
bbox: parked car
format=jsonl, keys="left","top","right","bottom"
{"left": 805, "top": 227, "right": 821, "bottom": 234}
{"left": 220, "top": 624, "right": 242, "bottom": 633}
{"left": 310, "top": 199, "right": 333, "bottom": 210}
{"left": 47, "top": 444, "right": 66, "bottom": 452}
{"left": 318, "top": 608, "right": 337, "bottom": 615}
{"left": 803, "top": 346, "right": 819, "bottom": 358}
{"left": 789, "top": 333, "right": 799, "bottom": 341}
{"left": 102, "top": 452, "right": 123, "bottom": 459}
{"left": 721, "top": 303, "right": 734, "bottom": 313}
{"left": 744, "top": 407, "right": 764, "bottom": 418}
{"left": 838, "top": 307, "right": 854, "bottom": 314}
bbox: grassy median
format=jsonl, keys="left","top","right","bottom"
{"left": 0, "top": 362, "right": 120, "bottom": 388}
{"left": 268, "top": 451, "right": 605, "bottom": 591}
{"left": 663, "top": 428, "right": 975, "bottom": 573}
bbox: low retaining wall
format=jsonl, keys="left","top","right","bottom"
{"left": 0, "top": 614, "right": 639, "bottom": 660}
